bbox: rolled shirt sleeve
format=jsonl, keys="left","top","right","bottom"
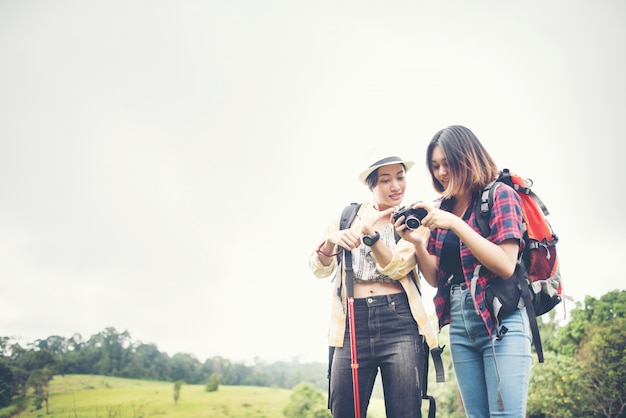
{"left": 377, "top": 226, "right": 428, "bottom": 279}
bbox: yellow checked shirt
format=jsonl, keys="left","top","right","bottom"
{"left": 308, "top": 202, "right": 439, "bottom": 351}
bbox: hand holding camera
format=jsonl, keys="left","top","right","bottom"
{"left": 392, "top": 206, "right": 428, "bottom": 230}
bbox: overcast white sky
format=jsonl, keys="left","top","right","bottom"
{"left": 1, "top": 0, "right": 625, "bottom": 365}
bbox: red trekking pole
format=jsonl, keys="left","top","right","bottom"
{"left": 344, "top": 249, "right": 361, "bottom": 418}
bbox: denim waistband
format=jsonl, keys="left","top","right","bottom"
{"left": 450, "top": 282, "right": 468, "bottom": 291}
{"left": 354, "top": 292, "right": 408, "bottom": 307}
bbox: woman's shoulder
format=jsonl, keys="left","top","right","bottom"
{"left": 473, "top": 180, "right": 520, "bottom": 205}
{"left": 486, "top": 182, "right": 523, "bottom": 225}
{"left": 470, "top": 182, "right": 522, "bottom": 224}
{"left": 492, "top": 181, "right": 521, "bottom": 205}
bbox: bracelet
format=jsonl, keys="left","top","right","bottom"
{"left": 316, "top": 241, "right": 342, "bottom": 257}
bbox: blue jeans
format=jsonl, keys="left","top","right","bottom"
{"left": 329, "top": 292, "right": 424, "bottom": 418}
{"left": 449, "top": 283, "right": 532, "bottom": 417}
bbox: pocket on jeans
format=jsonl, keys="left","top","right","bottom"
{"left": 391, "top": 300, "right": 413, "bottom": 320}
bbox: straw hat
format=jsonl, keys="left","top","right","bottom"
{"left": 357, "top": 156, "right": 415, "bottom": 185}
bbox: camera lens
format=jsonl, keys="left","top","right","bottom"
{"left": 405, "top": 216, "right": 421, "bottom": 230}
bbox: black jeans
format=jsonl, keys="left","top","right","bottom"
{"left": 329, "top": 292, "right": 423, "bottom": 418}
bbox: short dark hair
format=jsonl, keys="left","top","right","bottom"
{"left": 365, "top": 163, "right": 407, "bottom": 189}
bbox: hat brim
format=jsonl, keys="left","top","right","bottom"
{"left": 358, "top": 156, "right": 415, "bottom": 185}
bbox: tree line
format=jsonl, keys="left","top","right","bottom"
{"left": 0, "top": 326, "right": 327, "bottom": 410}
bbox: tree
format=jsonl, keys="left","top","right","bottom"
{"left": 545, "top": 290, "right": 626, "bottom": 418}
{"left": 0, "top": 361, "right": 15, "bottom": 407}
{"left": 576, "top": 317, "right": 626, "bottom": 418}
{"left": 283, "top": 382, "right": 330, "bottom": 418}
{"left": 173, "top": 380, "right": 184, "bottom": 404}
{"left": 527, "top": 352, "right": 590, "bottom": 418}
{"left": 88, "top": 327, "right": 132, "bottom": 376}
{"left": 169, "top": 353, "right": 202, "bottom": 383}
{"left": 554, "top": 290, "right": 626, "bottom": 357}
{"left": 18, "top": 348, "right": 56, "bottom": 374}
{"left": 205, "top": 373, "right": 219, "bottom": 392}
{"left": 0, "top": 337, "right": 13, "bottom": 356}
{"left": 26, "top": 368, "right": 53, "bottom": 413}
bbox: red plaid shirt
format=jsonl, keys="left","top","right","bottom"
{"left": 428, "top": 183, "right": 524, "bottom": 337}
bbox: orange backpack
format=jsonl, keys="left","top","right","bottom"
{"left": 475, "top": 169, "right": 564, "bottom": 362}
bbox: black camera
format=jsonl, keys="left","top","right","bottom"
{"left": 393, "top": 206, "right": 428, "bottom": 230}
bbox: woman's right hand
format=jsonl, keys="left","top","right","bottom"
{"left": 413, "top": 201, "right": 462, "bottom": 231}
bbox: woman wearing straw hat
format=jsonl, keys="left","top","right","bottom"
{"left": 309, "top": 155, "right": 439, "bottom": 418}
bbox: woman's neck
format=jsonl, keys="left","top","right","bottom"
{"left": 452, "top": 193, "right": 471, "bottom": 218}
{"left": 373, "top": 202, "right": 393, "bottom": 211}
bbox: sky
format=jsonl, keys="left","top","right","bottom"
{"left": 1, "top": 0, "right": 625, "bottom": 365}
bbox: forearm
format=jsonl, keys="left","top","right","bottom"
{"left": 316, "top": 240, "right": 339, "bottom": 267}
{"left": 309, "top": 250, "right": 338, "bottom": 278}
{"left": 452, "top": 219, "right": 518, "bottom": 279}
{"left": 368, "top": 241, "right": 393, "bottom": 268}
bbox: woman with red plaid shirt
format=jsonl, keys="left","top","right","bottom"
{"left": 397, "top": 125, "right": 531, "bottom": 417}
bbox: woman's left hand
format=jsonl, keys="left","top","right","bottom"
{"left": 360, "top": 207, "right": 395, "bottom": 236}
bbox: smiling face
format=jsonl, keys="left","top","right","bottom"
{"left": 370, "top": 163, "right": 406, "bottom": 210}
{"left": 430, "top": 144, "right": 451, "bottom": 192}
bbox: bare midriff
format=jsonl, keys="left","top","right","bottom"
{"left": 353, "top": 281, "right": 404, "bottom": 298}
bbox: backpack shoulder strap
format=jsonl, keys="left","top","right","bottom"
{"left": 475, "top": 180, "right": 499, "bottom": 238}
{"left": 337, "top": 202, "right": 361, "bottom": 264}
{"left": 339, "top": 202, "right": 362, "bottom": 231}
{"left": 327, "top": 202, "right": 361, "bottom": 410}
{"left": 341, "top": 203, "right": 361, "bottom": 299}
{"left": 339, "top": 202, "right": 361, "bottom": 287}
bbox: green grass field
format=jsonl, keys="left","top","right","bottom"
{"left": 7, "top": 375, "right": 292, "bottom": 418}
{"left": 3, "top": 375, "right": 388, "bottom": 418}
